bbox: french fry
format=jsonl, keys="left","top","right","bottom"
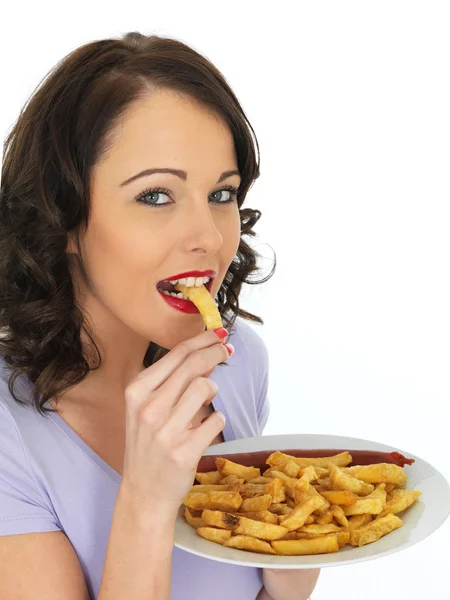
{"left": 329, "top": 464, "right": 375, "bottom": 495}
{"left": 298, "top": 523, "right": 341, "bottom": 535}
{"left": 384, "top": 483, "right": 397, "bottom": 494}
{"left": 364, "top": 483, "right": 387, "bottom": 508}
{"left": 239, "top": 494, "right": 273, "bottom": 512}
{"left": 286, "top": 496, "right": 296, "bottom": 508}
{"left": 264, "top": 470, "right": 297, "bottom": 498}
{"left": 195, "top": 470, "right": 223, "bottom": 485}
{"left": 201, "top": 509, "right": 240, "bottom": 530}
{"left": 316, "top": 509, "right": 335, "bottom": 525}
{"left": 272, "top": 534, "right": 340, "bottom": 555}
{"left": 281, "top": 460, "right": 301, "bottom": 478}
{"left": 336, "top": 531, "right": 351, "bottom": 548}
{"left": 230, "top": 510, "right": 279, "bottom": 524}
{"left": 234, "top": 516, "right": 289, "bottom": 540}
{"left": 279, "top": 513, "right": 314, "bottom": 525}
{"left": 346, "top": 514, "right": 373, "bottom": 530}
{"left": 175, "top": 283, "right": 222, "bottom": 330}
{"left": 378, "top": 489, "right": 422, "bottom": 516}
{"left": 183, "top": 506, "right": 204, "bottom": 529}
{"left": 219, "top": 474, "right": 243, "bottom": 485}
{"left": 330, "top": 505, "right": 349, "bottom": 527}
{"left": 349, "top": 513, "right": 403, "bottom": 546}
{"left": 295, "top": 466, "right": 319, "bottom": 491}
{"left": 216, "top": 457, "right": 261, "bottom": 481}
{"left": 267, "top": 451, "right": 352, "bottom": 470}
{"left": 320, "top": 490, "right": 358, "bottom": 506}
{"left": 197, "top": 526, "right": 232, "bottom": 544}
{"left": 239, "top": 482, "right": 281, "bottom": 501}
{"left": 279, "top": 495, "right": 326, "bottom": 532}
{"left": 342, "top": 498, "right": 384, "bottom": 516}
{"left": 269, "top": 503, "right": 293, "bottom": 516}
{"left": 264, "top": 469, "right": 297, "bottom": 485}
{"left": 240, "top": 483, "right": 270, "bottom": 496}
{"left": 316, "top": 477, "right": 332, "bottom": 489}
{"left": 189, "top": 483, "right": 242, "bottom": 494}
{"left": 224, "top": 534, "right": 277, "bottom": 554}
{"left": 247, "top": 476, "right": 274, "bottom": 484}
{"left": 313, "top": 485, "right": 330, "bottom": 493}
{"left": 304, "top": 484, "right": 331, "bottom": 515}
{"left": 279, "top": 530, "right": 310, "bottom": 540}
{"left": 341, "top": 463, "right": 407, "bottom": 485}
{"left": 314, "top": 467, "right": 330, "bottom": 478}
{"left": 184, "top": 491, "right": 243, "bottom": 512}
{"left": 266, "top": 478, "right": 286, "bottom": 503}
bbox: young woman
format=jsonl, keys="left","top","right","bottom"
{"left": 0, "top": 32, "right": 320, "bottom": 600}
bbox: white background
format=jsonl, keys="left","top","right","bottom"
{"left": 1, "top": 1, "right": 449, "bottom": 599}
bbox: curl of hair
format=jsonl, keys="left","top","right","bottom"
{"left": 0, "top": 32, "right": 276, "bottom": 416}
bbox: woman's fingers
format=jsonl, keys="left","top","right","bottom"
{"left": 167, "top": 377, "right": 219, "bottom": 435}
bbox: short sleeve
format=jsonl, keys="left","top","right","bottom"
{"left": 235, "top": 319, "right": 271, "bottom": 435}
{"left": 255, "top": 338, "right": 270, "bottom": 434}
{"left": 257, "top": 369, "right": 270, "bottom": 433}
{"left": 0, "top": 401, "right": 61, "bottom": 536}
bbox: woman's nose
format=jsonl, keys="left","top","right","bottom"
{"left": 180, "top": 202, "right": 223, "bottom": 254}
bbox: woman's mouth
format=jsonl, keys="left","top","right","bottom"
{"left": 156, "top": 274, "right": 215, "bottom": 315}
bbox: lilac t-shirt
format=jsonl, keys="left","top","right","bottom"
{"left": 0, "top": 317, "right": 270, "bottom": 600}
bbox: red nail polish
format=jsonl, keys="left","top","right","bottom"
{"left": 224, "top": 342, "right": 235, "bottom": 356}
{"left": 214, "top": 327, "right": 229, "bottom": 339}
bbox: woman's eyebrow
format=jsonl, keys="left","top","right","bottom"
{"left": 120, "top": 168, "right": 240, "bottom": 187}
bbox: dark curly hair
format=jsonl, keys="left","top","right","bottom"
{"left": 0, "top": 32, "right": 276, "bottom": 416}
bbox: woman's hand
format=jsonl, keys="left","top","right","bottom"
{"left": 261, "top": 568, "right": 321, "bottom": 600}
{"left": 119, "top": 328, "right": 231, "bottom": 519}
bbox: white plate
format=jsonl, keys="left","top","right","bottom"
{"left": 174, "top": 433, "right": 450, "bottom": 569}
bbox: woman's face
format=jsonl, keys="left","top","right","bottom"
{"left": 68, "top": 89, "right": 241, "bottom": 353}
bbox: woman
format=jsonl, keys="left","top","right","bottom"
{"left": 0, "top": 32, "right": 320, "bottom": 600}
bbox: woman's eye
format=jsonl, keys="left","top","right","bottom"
{"left": 135, "top": 188, "right": 172, "bottom": 207}
{"left": 210, "top": 189, "right": 233, "bottom": 202}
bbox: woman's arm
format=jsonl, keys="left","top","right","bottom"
{"left": 98, "top": 486, "right": 177, "bottom": 600}
{"left": 258, "top": 568, "right": 321, "bottom": 600}
{"left": 256, "top": 586, "right": 276, "bottom": 600}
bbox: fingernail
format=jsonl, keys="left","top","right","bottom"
{"left": 216, "top": 411, "right": 226, "bottom": 425}
{"left": 224, "top": 342, "right": 235, "bottom": 356}
{"left": 214, "top": 327, "right": 229, "bottom": 339}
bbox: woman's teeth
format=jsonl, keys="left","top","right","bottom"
{"left": 160, "top": 275, "right": 211, "bottom": 300}
{"left": 169, "top": 276, "right": 210, "bottom": 287}
{"left": 161, "top": 291, "right": 191, "bottom": 299}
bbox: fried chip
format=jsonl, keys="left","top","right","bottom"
{"left": 184, "top": 491, "right": 243, "bottom": 512}
{"left": 216, "top": 457, "right": 261, "bottom": 482}
{"left": 175, "top": 283, "right": 222, "bottom": 330}
{"left": 267, "top": 451, "right": 352, "bottom": 470}
{"left": 341, "top": 463, "right": 407, "bottom": 485}
{"left": 197, "top": 526, "right": 232, "bottom": 544}
{"left": 349, "top": 513, "right": 403, "bottom": 546}
{"left": 272, "top": 534, "right": 340, "bottom": 555}
{"left": 224, "top": 534, "right": 277, "bottom": 554}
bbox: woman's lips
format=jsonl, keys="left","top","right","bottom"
{"left": 157, "top": 289, "right": 200, "bottom": 314}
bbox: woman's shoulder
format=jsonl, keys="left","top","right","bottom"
{"left": 0, "top": 355, "right": 35, "bottom": 419}
{"left": 0, "top": 356, "right": 51, "bottom": 453}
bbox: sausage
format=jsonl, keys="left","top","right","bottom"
{"left": 196, "top": 448, "right": 415, "bottom": 474}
